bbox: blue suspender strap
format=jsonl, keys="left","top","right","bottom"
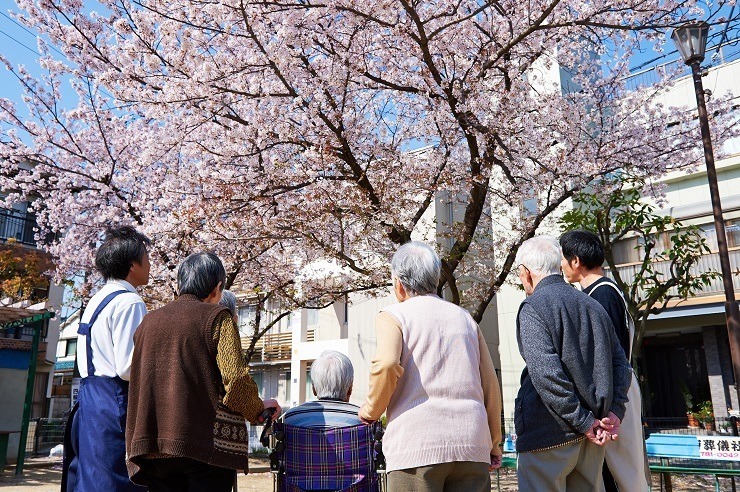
{"left": 77, "top": 290, "right": 129, "bottom": 377}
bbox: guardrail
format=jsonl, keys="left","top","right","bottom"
{"left": 609, "top": 249, "right": 740, "bottom": 300}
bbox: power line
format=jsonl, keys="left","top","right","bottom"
{"left": 0, "top": 28, "right": 40, "bottom": 56}
{"left": 0, "top": 11, "right": 69, "bottom": 60}
{"left": 0, "top": 29, "right": 120, "bottom": 107}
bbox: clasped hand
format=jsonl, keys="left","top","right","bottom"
{"left": 584, "top": 412, "right": 621, "bottom": 446}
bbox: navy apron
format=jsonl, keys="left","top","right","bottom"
{"left": 62, "top": 290, "right": 145, "bottom": 492}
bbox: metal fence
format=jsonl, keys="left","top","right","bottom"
{"left": 0, "top": 209, "right": 37, "bottom": 246}
{"left": 24, "top": 417, "right": 66, "bottom": 457}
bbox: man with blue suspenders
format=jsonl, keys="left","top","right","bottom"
{"left": 62, "top": 226, "right": 151, "bottom": 492}
{"left": 560, "top": 230, "right": 651, "bottom": 492}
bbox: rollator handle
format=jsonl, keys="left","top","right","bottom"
{"left": 257, "top": 407, "right": 277, "bottom": 424}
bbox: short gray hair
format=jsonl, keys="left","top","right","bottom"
{"left": 219, "top": 290, "right": 237, "bottom": 315}
{"left": 515, "top": 236, "right": 562, "bottom": 276}
{"left": 310, "top": 350, "right": 354, "bottom": 400}
{"left": 177, "top": 252, "right": 226, "bottom": 299}
{"left": 390, "top": 241, "right": 441, "bottom": 296}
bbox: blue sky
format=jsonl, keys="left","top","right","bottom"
{"left": 1, "top": 6, "right": 74, "bottom": 121}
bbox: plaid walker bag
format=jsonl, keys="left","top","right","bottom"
{"left": 262, "top": 420, "right": 385, "bottom": 492}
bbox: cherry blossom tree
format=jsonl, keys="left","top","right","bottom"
{"left": 0, "top": 239, "right": 50, "bottom": 303}
{"left": 1, "top": 0, "right": 738, "bottom": 354}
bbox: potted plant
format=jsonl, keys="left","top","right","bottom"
{"left": 681, "top": 383, "right": 700, "bottom": 428}
{"left": 696, "top": 400, "right": 714, "bottom": 431}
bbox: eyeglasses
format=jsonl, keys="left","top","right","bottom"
{"left": 517, "top": 264, "right": 530, "bottom": 276}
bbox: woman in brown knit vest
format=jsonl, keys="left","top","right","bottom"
{"left": 125, "top": 252, "right": 282, "bottom": 491}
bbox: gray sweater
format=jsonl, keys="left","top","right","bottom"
{"left": 514, "top": 275, "right": 631, "bottom": 452}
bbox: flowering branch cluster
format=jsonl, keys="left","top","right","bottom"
{"left": 1, "top": 0, "right": 737, "bottom": 325}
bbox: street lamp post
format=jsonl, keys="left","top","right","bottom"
{"left": 672, "top": 21, "right": 740, "bottom": 411}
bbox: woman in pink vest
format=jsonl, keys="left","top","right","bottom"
{"left": 359, "top": 241, "right": 503, "bottom": 492}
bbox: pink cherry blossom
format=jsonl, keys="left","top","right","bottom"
{"left": 1, "top": 0, "right": 737, "bottom": 336}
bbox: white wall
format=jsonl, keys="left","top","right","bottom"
{"left": 346, "top": 290, "right": 396, "bottom": 407}
{"left": 0, "top": 367, "right": 27, "bottom": 463}
{"left": 43, "top": 281, "right": 65, "bottom": 366}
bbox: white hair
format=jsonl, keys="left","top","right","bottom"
{"left": 311, "top": 350, "right": 354, "bottom": 400}
{"left": 390, "top": 241, "right": 441, "bottom": 296}
{"left": 219, "top": 290, "right": 237, "bottom": 315}
{"left": 515, "top": 236, "right": 562, "bottom": 276}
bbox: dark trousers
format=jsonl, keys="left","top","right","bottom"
{"left": 136, "top": 457, "right": 236, "bottom": 492}
{"left": 387, "top": 461, "right": 490, "bottom": 492}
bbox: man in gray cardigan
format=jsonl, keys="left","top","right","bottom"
{"left": 514, "top": 236, "right": 632, "bottom": 491}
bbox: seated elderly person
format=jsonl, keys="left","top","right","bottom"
{"left": 283, "top": 350, "right": 361, "bottom": 428}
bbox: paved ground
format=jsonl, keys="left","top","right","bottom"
{"left": 0, "top": 458, "right": 730, "bottom": 491}
{"left": 0, "top": 461, "right": 279, "bottom": 492}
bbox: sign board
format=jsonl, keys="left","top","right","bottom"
{"left": 697, "top": 436, "right": 740, "bottom": 460}
{"left": 71, "top": 377, "right": 81, "bottom": 409}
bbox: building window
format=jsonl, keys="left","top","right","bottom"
{"left": 611, "top": 237, "right": 640, "bottom": 265}
{"left": 727, "top": 220, "right": 740, "bottom": 248}
{"left": 237, "top": 304, "right": 257, "bottom": 336}
{"left": 701, "top": 220, "right": 740, "bottom": 251}
{"left": 251, "top": 371, "right": 264, "bottom": 398}
{"left": 306, "top": 366, "right": 316, "bottom": 401}
{"left": 65, "top": 339, "right": 77, "bottom": 357}
{"left": 306, "top": 309, "right": 319, "bottom": 328}
{"left": 611, "top": 232, "right": 679, "bottom": 265}
{"left": 285, "top": 371, "right": 291, "bottom": 403}
{"left": 0, "top": 200, "right": 37, "bottom": 246}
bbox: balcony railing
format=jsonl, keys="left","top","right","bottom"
{"left": 0, "top": 209, "right": 37, "bottom": 246}
{"left": 609, "top": 248, "right": 740, "bottom": 300}
{"left": 245, "top": 328, "right": 315, "bottom": 363}
{"left": 622, "top": 39, "right": 740, "bottom": 92}
{"left": 0, "top": 322, "right": 49, "bottom": 340}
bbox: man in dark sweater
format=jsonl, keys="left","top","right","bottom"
{"left": 561, "top": 230, "right": 651, "bottom": 491}
{"left": 514, "top": 236, "right": 632, "bottom": 491}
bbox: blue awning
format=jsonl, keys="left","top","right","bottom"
{"left": 54, "top": 360, "right": 74, "bottom": 371}
{"left": 649, "top": 303, "right": 726, "bottom": 320}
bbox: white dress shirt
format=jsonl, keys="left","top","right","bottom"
{"left": 76, "top": 279, "right": 147, "bottom": 380}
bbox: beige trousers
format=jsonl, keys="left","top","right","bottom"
{"left": 517, "top": 438, "right": 606, "bottom": 492}
{"left": 605, "top": 372, "right": 652, "bottom": 491}
{"left": 387, "top": 461, "right": 490, "bottom": 492}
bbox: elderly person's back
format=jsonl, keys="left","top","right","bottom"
{"left": 513, "top": 236, "right": 632, "bottom": 492}
{"left": 284, "top": 350, "right": 361, "bottom": 428}
{"left": 359, "top": 241, "right": 502, "bottom": 492}
{"left": 219, "top": 289, "right": 238, "bottom": 322}
{"left": 125, "top": 253, "right": 281, "bottom": 492}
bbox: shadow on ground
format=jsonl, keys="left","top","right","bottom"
{"left": 0, "top": 462, "right": 734, "bottom": 491}
{"left": 0, "top": 467, "right": 62, "bottom": 491}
